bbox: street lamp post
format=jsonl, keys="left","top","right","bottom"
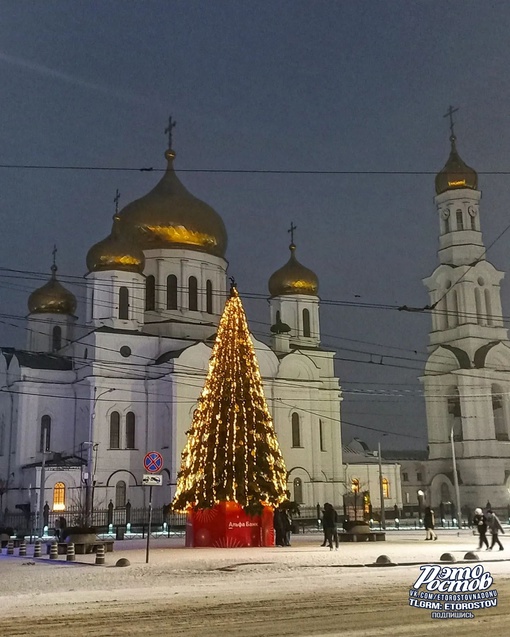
{"left": 378, "top": 442, "right": 386, "bottom": 530}
{"left": 38, "top": 428, "right": 48, "bottom": 537}
{"left": 84, "top": 387, "right": 114, "bottom": 527}
{"left": 450, "top": 425, "right": 462, "bottom": 529}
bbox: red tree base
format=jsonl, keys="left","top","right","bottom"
{"left": 185, "top": 501, "right": 275, "bottom": 547}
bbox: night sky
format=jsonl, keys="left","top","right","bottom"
{"left": 2, "top": 2, "right": 510, "bottom": 451}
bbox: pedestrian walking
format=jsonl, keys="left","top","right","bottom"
{"left": 473, "top": 507, "right": 489, "bottom": 550}
{"left": 424, "top": 506, "right": 437, "bottom": 541}
{"left": 319, "top": 504, "right": 327, "bottom": 546}
{"left": 322, "top": 502, "right": 339, "bottom": 550}
{"left": 487, "top": 509, "right": 505, "bottom": 551}
{"left": 273, "top": 508, "right": 285, "bottom": 547}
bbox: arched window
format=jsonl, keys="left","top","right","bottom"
{"left": 119, "top": 287, "right": 129, "bottom": 320}
{"left": 53, "top": 482, "right": 66, "bottom": 511}
{"left": 485, "top": 289, "right": 493, "bottom": 326}
{"left": 40, "top": 415, "right": 51, "bottom": 452}
{"left": 109, "top": 411, "right": 120, "bottom": 449}
{"left": 443, "top": 216, "right": 450, "bottom": 234}
{"left": 475, "top": 288, "right": 483, "bottom": 325}
{"left": 52, "top": 326, "right": 62, "bottom": 352}
{"left": 382, "top": 478, "right": 390, "bottom": 499}
{"left": 115, "top": 480, "right": 126, "bottom": 508}
{"left": 167, "top": 275, "right": 178, "bottom": 310}
{"left": 440, "top": 483, "right": 451, "bottom": 504}
{"left": 470, "top": 213, "right": 477, "bottom": 231}
{"left": 291, "top": 413, "right": 301, "bottom": 447}
{"left": 447, "top": 290, "right": 459, "bottom": 327}
{"left": 351, "top": 478, "right": 360, "bottom": 493}
{"left": 276, "top": 310, "right": 281, "bottom": 324}
{"left": 206, "top": 280, "right": 213, "bottom": 314}
{"left": 293, "top": 477, "right": 303, "bottom": 504}
{"left": 492, "top": 385, "right": 508, "bottom": 440}
{"left": 302, "top": 308, "right": 311, "bottom": 337}
{"left": 125, "top": 412, "right": 135, "bottom": 449}
{"left": 145, "top": 275, "right": 155, "bottom": 311}
{"left": 447, "top": 387, "right": 463, "bottom": 441}
{"left": 456, "top": 209, "right": 464, "bottom": 230}
{"left": 188, "top": 276, "right": 198, "bottom": 311}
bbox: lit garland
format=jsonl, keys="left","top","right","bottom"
{"left": 172, "top": 285, "right": 288, "bottom": 513}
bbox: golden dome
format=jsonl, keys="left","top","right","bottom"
{"left": 435, "top": 135, "right": 478, "bottom": 195}
{"left": 117, "top": 149, "right": 227, "bottom": 257}
{"left": 268, "top": 243, "right": 319, "bottom": 298}
{"left": 28, "top": 263, "right": 77, "bottom": 315}
{"left": 86, "top": 214, "right": 145, "bottom": 274}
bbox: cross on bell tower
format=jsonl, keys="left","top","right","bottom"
{"left": 165, "top": 116, "right": 176, "bottom": 149}
{"left": 288, "top": 222, "right": 297, "bottom": 247}
{"left": 443, "top": 105, "right": 459, "bottom": 141}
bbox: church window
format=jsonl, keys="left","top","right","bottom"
{"left": 303, "top": 309, "right": 311, "bottom": 337}
{"left": 484, "top": 289, "right": 493, "bottom": 326}
{"left": 440, "top": 483, "right": 451, "bottom": 504}
{"left": 40, "top": 415, "right": 51, "bottom": 452}
{"left": 125, "top": 412, "right": 136, "bottom": 449}
{"left": 115, "top": 480, "right": 126, "bottom": 508}
{"left": 351, "top": 478, "right": 360, "bottom": 493}
{"left": 319, "top": 419, "right": 326, "bottom": 451}
{"left": 447, "top": 290, "right": 459, "bottom": 327}
{"left": 52, "top": 326, "right": 62, "bottom": 352}
{"left": 293, "top": 477, "right": 303, "bottom": 504}
{"left": 291, "top": 413, "right": 301, "bottom": 447}
{"left": 447, "top": 388, "right": 463, "bottom": 441}
{"left": 276, "top": 310, "right": 281, "bottom": 324}
{"left": 475, "top": 288, "right": 483, "bottom": 325}
{"left": 443, "top": 216, "right": 450, "bottom": 233}
{"left": 167, "top": 275, "right": 178, "bottom": 310}
{"left": 145, "top": 275, "right": 155, "bottom": 311}
{"left": 109, "top": 412, "right": 120, "bottom": 449}
{"left": 188, "top": 276, "right": 198, "bottom": 311}
{"left": 492, "top": 385, "right": 508, "bottom": 441}
{"left": 382, "top": 478, "right": 390, "bottom": 499}
{"left": 456, "top": 209, "right": 464, "bottom": 230}
{"left": 53, "top": 482, "right": 66, "bottom": 511}
{"left": 119, "top": 287, "right": 129, "bottom": 320}
{"left": 416, "top": 472, "right": 423, "bottom": 482}
{"left": 206, "top": 280, "right": 213, "bottom": 314}
{"left": 470, "top": 214, "right": 476, "bottom": 231}
{"left": 90, "top": 289, "right": 94, "bottom": 320}
{"left": 402, "top": 472, "right": 409, "bottom": 482}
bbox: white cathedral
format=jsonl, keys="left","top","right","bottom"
{"left": 0, "top": 136, "right": 345, "bottom": 521}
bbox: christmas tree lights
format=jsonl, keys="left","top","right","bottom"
{"left": 172, "top": 285, "right": 288, "bottom": 514}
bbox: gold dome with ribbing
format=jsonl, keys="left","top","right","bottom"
{"left": 28, "top": 264, "right": 77, "bottom": 315}
{"left": 86, "top": 214, "right": 145, "bottom": 274}
{"left": 268, "top": 244, "right": 319, "bottom": 297}
{"left": 435, "top": 136, "right": 478, "bottom": 195}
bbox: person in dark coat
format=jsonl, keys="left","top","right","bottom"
{"left": 282, "top": 509, "right": 292, "bottom": 546}
{"left": 273, "top": 508, "right": 285, "bottom": 547}
{"left": 319, "top": 504, "right": 327, "bottom": 546}
{"left": 487, "top": 509, "right": 505, "bottom": 551}
{"left": 424, "top": 506, "right": 437, "bottom": 541}
{"left": 322, "top": 502, "right": 339, "bottom": 550}
{"left": 473, "top": 507, "right": 489, "bottom": 550}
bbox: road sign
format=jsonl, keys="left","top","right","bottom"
{"left": 142, "top": 474, "right": 163, "bottom": 486}
{"left": 143, "top": 451, "right": 163, "bottom": 473}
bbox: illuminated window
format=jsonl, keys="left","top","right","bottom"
{"left": 188, "top": 276, "right": 198, "bottom": 311}
{"left": 293, "top": 477, "right": 303, "bottom": 503}
{"left": 119, "top": 287, "right": 129, "bottom": 319}
{"left": 40, "top": 415, "right": 51, "bottom": 452}
{"left": 206, "top": 280, "right": 213, "bottom": 314}
{"left": 115, "top": 480, "right": 126, "bottom": 508}
{"left": 291, "top": 413, "right": 301, "bottom": 447}
{"left": 351, "top": 478, "right": 360, "bottom": 493}
{"left": 303, "top": 309, "right": 311, "bottom": 337}
{"left": 126, "top": 412, "right": 135, "bottom": 449}
{"left": 53, "top": 482, "right": 66, "bottom": 511}
{"left": 382, "top": 478, "right": 390, "bottom": 499}
{"left": 110, "top": 412, "right": 120, "bottom": 449}
{"left": 167, "top": 275, "right": 177, "bottom": 309}
{"left": 145, "top": 275, "right": 155, "bottom": 311}
{"left": 52, "top": 326, "right": 62, "bottom": 352}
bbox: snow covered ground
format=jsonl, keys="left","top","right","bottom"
{"left": 1, "top": 529, "right": 509, "bottom": 636}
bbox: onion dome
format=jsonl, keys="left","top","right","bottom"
{"left": 86, "top": 214, "right": 145, "bottom": 274}
{"left": 117, "top": 148, "right": 227, "bottom": 257}
{"left": 435, "top": 135, "right": 478, "bottom": 195}
{"left": 28, "top": 260, "right": 77, "bottom": 315}
{"left": 268, "top": 243, "right": 319, "bottom": 298}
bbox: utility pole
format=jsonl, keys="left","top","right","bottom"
{"left": 450, "top": 426, "right": 462, "bottom": 529}
{"left": 378, "top": 441, "right": 386, "bottom": 530}
{"left": 38, "top": 428, "right": 47, "bottom": 537}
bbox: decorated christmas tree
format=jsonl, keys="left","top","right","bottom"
{"left": 172, "top": 284, "right": 287, "bottom": 545}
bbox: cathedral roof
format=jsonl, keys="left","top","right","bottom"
{"left": 435, "top": 135, "right": 478, "bottom": 195}
{"left": 2, "top": 348, "right": 73, "bottom": 370}
{"left": 28, "top": 259, "right": 77, "bottom": 316}
{"left": 268, "top": 243, "right": 319, "bottom": 298}
{"left": 117, "top": 146, "right": 227, "bottom": 257}
{"left": 86, "top": 214, "right": 145, "bottom": 274}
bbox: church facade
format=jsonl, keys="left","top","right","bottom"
{"left": 420, "top": 126, "right": 510, "bottom": 515}
{"left": 0, "top": 135, "right": 345, "bottom": 524}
